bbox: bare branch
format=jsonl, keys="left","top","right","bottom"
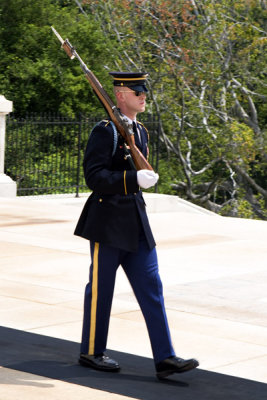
{"left": 232, "top": 78, "right": 267, "bottom": 99}
{"left": 231, "top": 163, "right": 267, "bottom": 199}
{"left": 73, "top": 0, "right": 88, "bottom": 17}
{"left": 231, "top": 89, "right": 261, "bottom": 134}
{"left": 199, "top": 81, "right": 217, "bottom": 139}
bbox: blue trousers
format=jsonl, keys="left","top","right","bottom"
{"left": 81, "top": 238, "right": 175, "bottom": 364}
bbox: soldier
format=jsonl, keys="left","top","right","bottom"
{"left": 74, "top": 72, "right": 199, "bottom": 379}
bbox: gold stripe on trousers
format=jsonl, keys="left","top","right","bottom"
{"left": 88, "top": 242, "right": 99, "bottom": 355}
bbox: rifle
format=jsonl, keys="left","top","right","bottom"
{"left": 51, "top": 26, "right": 153, "bottom": 171}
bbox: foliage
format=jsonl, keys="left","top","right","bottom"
{"left": 0, "top": 0, "right": 114, "bottom": 116}
{"left": 82, "top": 0, "right": 267, "bottom": 219}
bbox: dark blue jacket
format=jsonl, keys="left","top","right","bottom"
{"left": 74, "top": 120, "right": 156, "bottom": 252}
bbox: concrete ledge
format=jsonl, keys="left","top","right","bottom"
{"left": 0, "top": 173, "right": 17, "bottom": 197}
{"left": 143, "top": 193, "right": 217, "bottom": 215}
{"left": 20, "top": 192, "right": 217, "bottom": 216}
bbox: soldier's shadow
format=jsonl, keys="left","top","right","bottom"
{"left": 1, "top": 327, "right": 266, "bottom": 400}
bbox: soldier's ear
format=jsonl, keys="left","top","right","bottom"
{"left": 116, "top": 90, "right": 126, "bottom": 102}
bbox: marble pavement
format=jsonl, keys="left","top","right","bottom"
{"left": 0, "top": 193, "right": 266, "bottom": 399}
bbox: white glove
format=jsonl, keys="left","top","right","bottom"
{"left": 137, "top": 169, "right": 159, "bottom": 189}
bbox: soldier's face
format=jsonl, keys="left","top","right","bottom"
{"left": 123, "top": 88, "right": 147, "bottom": 113}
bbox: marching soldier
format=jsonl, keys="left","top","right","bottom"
{"left": 74, "top": 72, "right": 199, "bottom": 379}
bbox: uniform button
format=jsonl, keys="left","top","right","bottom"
{"left": 99, "top": 198, "right": 103, "bottom": 202}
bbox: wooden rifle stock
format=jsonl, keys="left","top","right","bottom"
{"left": 51, "top": 27, "right": 153, "bottom": 171}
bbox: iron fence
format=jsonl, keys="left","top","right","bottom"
{"left": 5, "top": 113, "right": 160, "bottom": 196}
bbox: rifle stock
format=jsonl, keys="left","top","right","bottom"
{"left": 51, "top": 27, "right": 153, "bottom": 171}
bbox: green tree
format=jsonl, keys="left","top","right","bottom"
{"left": 83, "top": 0, "right": 267, "bottom": 219}
{"left": 0, "top": 0, "right": 114, "bottom": 115}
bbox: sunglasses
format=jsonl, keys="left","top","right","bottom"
{"left": 133, "top": 90, "right": 145, "bottom": 97}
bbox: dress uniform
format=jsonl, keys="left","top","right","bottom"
{"left": 74, "top": 72, "right": 199, "bottom": 378}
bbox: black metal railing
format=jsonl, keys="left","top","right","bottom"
{"left": 5, "top": 113, "right": 160, "bottom": 196}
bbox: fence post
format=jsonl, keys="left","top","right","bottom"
{"left": 0, "top": 95, "right": 16, "bottom": 197}
{"left": 75, "top": 113, "right": 82, "bottom": 198}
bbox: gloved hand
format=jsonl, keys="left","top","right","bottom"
{"left": 137, "top": 169, "right": 159, "bottom": 189}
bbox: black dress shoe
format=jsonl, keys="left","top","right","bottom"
{"left": 79, "top": 353, "right": 120, "bottom": 372}
{"left": 156, "top": 356, "right": 199, "bottom": 379}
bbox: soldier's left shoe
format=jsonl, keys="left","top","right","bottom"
{"left": 156, "top": 356, "right": 199, "bottom": 379}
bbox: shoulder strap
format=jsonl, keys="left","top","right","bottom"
{"left": 109, "top": 121, "right": 118, "bottom": 157}
{"left": 91, "top": 120, "right": 118, "bottom": 156}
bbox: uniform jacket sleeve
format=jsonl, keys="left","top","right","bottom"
{"left": 83, "top": 122, "right": 139, "bottom": 195}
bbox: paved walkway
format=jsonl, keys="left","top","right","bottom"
{"left": 0, "top": 193, "right": 266, "bottom": 399}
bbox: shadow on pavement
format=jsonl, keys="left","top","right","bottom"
{"left": 0, "top": 326, "right": 266, "bottom": 400}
